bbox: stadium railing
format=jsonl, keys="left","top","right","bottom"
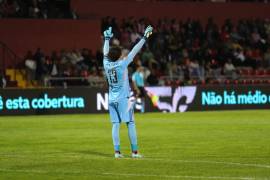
{"left": 160, "top": 71, "right": 270, "bottom": 86}
{"left": 0, "top": 41, "right": 24, "bottom": 87}
{"left": 43, "top": 70, "right": 270, "bottom": 89}
{"left": 44, "top": 76, "right": 106, "bottom": 88}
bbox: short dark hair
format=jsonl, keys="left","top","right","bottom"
{"left": 108, "top": 46, "right": 121, "bottom": 62}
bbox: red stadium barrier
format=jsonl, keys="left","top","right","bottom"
{"left": 0, "top": 19, "right": 101, "bottom": 67}
{"left": 71, "top": 1, "right": 270, "bottom": 25}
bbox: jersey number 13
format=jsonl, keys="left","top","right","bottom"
{"left": 108, "top": 69, "right": 118, "bottom": 84}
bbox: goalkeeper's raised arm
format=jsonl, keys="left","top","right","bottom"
{"left": 126, "top": 25, "right": 153, "bottom": 64}
{"left": 103, "top": 27, "right": 113, "bottom": 57}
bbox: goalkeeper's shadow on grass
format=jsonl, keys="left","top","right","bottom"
{"left": 76, "top": 150, "right": 112, "bottom": 158}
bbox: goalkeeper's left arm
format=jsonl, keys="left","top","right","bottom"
{"left": 125, "top": 25, "right": 153, "bottom": 65}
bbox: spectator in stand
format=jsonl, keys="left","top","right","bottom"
{"left": 59, "top": 49, "right": 68, "bottom": 65}
{"left": 169, "top": 61, "right": 182, "bottom": 79}
{"left": 0, "top": 0, "right": 20, "bottom": 17}
{"left": 0, "top": 0, "right": 73, "bottom": 18}
{"left": 233, "top": 48, "right": 246, "bottom": 66}
{"left": 206, "top": 59, "right": 222, "bottom": 81}
{"left": 252, "top": 48, "right": 263, "bottom": 67}
{"left": 130, "top": 30, "right": 141, "bottom": 44}
{"left": 141, "top": 47, "right": 154, "bottom": 65}
{"left": 189, "top": 59, "right": 202, "bottom": 80}
{"left": 24, "top": 50, "right": 36, "bottom": 85}
{"left": 82, "top": 48, "right": 98, "bottom": 71}
{"left": 224, "top": 59, "right": 237, "bottom": 79}
{"left": 245, "top": 48, "right": 257, "bottom": 69}
{"left": 44, "top": 55, "right": 53, "bottom": 74}
{"left": 49, "top": 50, "right": 60, "bottom": 78}
{"left": 120, "top": 29, "right": 131, "bottom": 48}
{"left": 264, "top": 19, "right": 270, "bottom": 36}
{"left": 0, "top": 73, "right": 6, "bottom": 88}
{"left": 87, "top": 67, "right": 104, "bottom": 88}
{"left": 40, "top": 55, "right": 53, "bottom": 86}
{"left": 205, "top": 18, "right": 219, "bottom": 46}
{"left": 70, "top": 49, "right": 84, "bottom": 69}
{"left": 33, "top": 48, "right": 44, "bottom": 82}
{"left": 264, "top": 48, "right": 270, "bottom": 67}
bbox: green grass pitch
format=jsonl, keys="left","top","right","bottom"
{"left": 0, "top": 110, "right": 270, "bottom": 180}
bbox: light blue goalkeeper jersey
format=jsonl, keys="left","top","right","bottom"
{"left": 103, "top": 38, "right": 146, "bottom": 103}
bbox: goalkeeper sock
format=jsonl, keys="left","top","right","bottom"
{"left": 112, "top": 122, "right": 120, "bottom": 152}
{"left": 127, "top": 121, "right": 138, "bottom": 152}
{"left": 141, "top": 100, "right": 145, "bottom": 113}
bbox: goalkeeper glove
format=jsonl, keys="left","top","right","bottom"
{"left": 143, "top": 25, "right": 153, "bottom": 39}
{"left": 104, "top": 27, "right": 113, "bottom": 40}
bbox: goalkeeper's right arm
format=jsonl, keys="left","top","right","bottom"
{"left": 103, "top": 39, "right": 109, "bottom": 57}
{"left": 103, "top": 27, "right": 113, "bottom": 57}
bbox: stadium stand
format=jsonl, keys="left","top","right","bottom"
{"left": 16, "top": 16, "right": 270, "bottom": 87}
{"left": 0, "top": 0, "right": 75, "bottom": 19}
{"left": 0, "top": 0, "right": 270, "bottom": 88}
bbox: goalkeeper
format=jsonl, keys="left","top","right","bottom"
{"left": 103, "top": 25, "right": 153, "bottom": 158}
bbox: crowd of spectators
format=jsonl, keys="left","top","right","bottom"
{"left": 101, "top": 16, "right": 270, "bottom": 85}
{"left": 1, "top": 1, "right": 269, "bottom": 87}
{"left": 22, "top": 16, "right": 270, "bottom": 87}
{"left": 24, "top": 47, "right": 104, "bottom": 87}
{"left": 0, "top": 0, "right": 75, "bottom": 19}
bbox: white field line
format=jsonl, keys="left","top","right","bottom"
{"left": 0, "top": 168, "right": 50, "bottom": 174}
{"left": 0, "top": 168, "right": 97, "bottom": 176}
{"left": 0, "top": 168, "right": 258, "bottom": 180}
{"left": 102, "top": 172, "right": 255, "bottom": 180}
{"left": 1, "top": 153, "right": 270, "bottom": 169}
{"left": 141, "top": 158, "right": 270, "bottom": 169}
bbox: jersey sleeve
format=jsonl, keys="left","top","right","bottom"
{"left": 103, "top": 39, "right": 109, "bottom": 57}
{"left": 122, "top": 38, "right": 146, "bottom": 67}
